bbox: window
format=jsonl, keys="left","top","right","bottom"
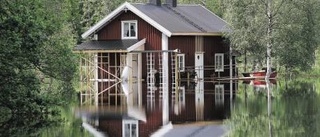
{"left": 177, "top": 54, "right": 185, "bottom": 72}
{"left": 215, "top": 84, "right": 224, "bottom": 105}
{"left": 122, "top": 21, "right": 137, "bottom": 39}
{"left": 123, "top": 120, "right": 138, "bottom": 137}
{"left": 215, "top": 53, "right": 224, "bottom": 72}
{"left": 178, "top": 86, "right": 185, "bottom": 107}
{"left": 174, "top": 86, "right": 185, "bottom": 115}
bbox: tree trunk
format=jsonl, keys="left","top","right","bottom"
{"left": 244, "top": 49, "right": 247, "bottom": 72}
{"left": 265, "top": 0, "right": 272, "bottom": 81}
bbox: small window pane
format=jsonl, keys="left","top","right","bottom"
{"left": 132, "top": 124, "right": 137, "bottom": 137}
{"left": 124, "top": 124, "right": 130, "bottom": 137}
{"left": 130, "top": 23, "right": 136, "bottom": 37}
{"left": 124, "top": 23, "right": 129, "bottom": 37}
{"left": 215, "top": 85, "right": 224, "bottom": 104}
{"left": 177, "top": 54, "right": 185, "bottom": 72}
{"left": 215, "top": 54, "right": 224, "bottom": 72}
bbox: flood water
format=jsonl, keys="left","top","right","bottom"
{"left": 226, "top": 79, "right": 320, "bottom": 137}
{"left": 1, "top": 79, "right": 320, "bottom": 137}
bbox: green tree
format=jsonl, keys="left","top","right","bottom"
{"left": 224, "top": 0, "right": 266, "bottom": 72}
{"left": 224, "top": 0, "right": 320, "bottom": 75}
{"left": 0, "top": 0, "right": 77, "bottom": 114}
{"left": 274, "top": 0, "right": 320, "bottom": 74}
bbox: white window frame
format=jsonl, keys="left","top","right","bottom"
{"left": 177, "top": 54, "right": 185, "bottom": 72}
{"left": 178, "top": 86, "right": 185, "bottom": 107}
{"left": 122, "top": 119, "right": 138, "bottom": 137}
{"left": 215, "top": 53, "right": 224, "bottom": 72}
{"left": 121, "top": 20, "right": 138, "bottom": 39}
{"left": 215, "top": 84, "right": 224, "bottom": 104}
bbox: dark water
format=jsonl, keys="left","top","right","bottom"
{"left": 1, "top": 79, "right": 319, "bottom": 137}
{"left": 0, "top": 105, "right": 93, "bottom": 137}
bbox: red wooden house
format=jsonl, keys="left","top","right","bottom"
{"left": 75, "top": 0, "right": 235, "bottom": 136}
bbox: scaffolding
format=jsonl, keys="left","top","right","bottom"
{"left": 79, "top": 52, "right": 127, "bottom": 106}
{"left": 79, "top": 49, "right": 185, "bottom": 107}
{"left": 146, "top": 52, "right": 156, "bottom": 110}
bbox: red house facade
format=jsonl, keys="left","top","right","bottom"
{"left": 75, "top": 0, "right": 235, "bottom": 136}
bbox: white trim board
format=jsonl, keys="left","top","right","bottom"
{"left": 81, "top": 2, "right": 172, "bottom": 39}
{"left": 127, "top": 38, "right": 146, "bottom": 52}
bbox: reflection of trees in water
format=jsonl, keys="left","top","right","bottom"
{"left": 0, "top": 107, "right": 92, "bottom": 137}
{"left": 225, "top": 80, "right": 320, "bottom": 137}
{"left": 0, "top": 112, "right": 61, "bottom": 137}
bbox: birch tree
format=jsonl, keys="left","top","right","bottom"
{"left": 224, "top": 0, "right": 320, "bottom": 76}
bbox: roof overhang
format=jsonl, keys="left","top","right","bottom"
{"left": 77, "top": 106, "right": 146, "bottom": 122}
{"left": 171, "top": 32, "right": 223, "bottom": 36}
{"left": 81, "top": 2, "right": 172, "bottom": 39}
{"left": 74, "top": 39, "right": 146, "bottom": 53}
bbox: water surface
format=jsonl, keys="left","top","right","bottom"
{"left": 225, "top": 79, "right": 320, "bottom": 137}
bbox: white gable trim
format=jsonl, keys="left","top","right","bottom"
{"left": 127, "top": 38, "right": 146, "bottom": 52}
{"left": 82, "top": 2, "right": 172, "bottom": 39}
{"left": 125, "top": 3, "right": 172, "bottom": 37}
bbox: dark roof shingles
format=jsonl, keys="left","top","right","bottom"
{"left": 132, "top": 4, "right": 228, "bottom": 33}
{"left": 74, "top": 39, "right": 139, "bottom": 51}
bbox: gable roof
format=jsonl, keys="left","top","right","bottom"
{"left": 82, "top": 2, "right": 229, "bottom": 38}
{"left": 132, "top": 4, "right": 229, "bottom": 35}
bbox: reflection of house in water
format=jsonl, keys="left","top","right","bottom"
{"left": 74, "top": 0, "right": 237, "bottom": 136}
{"left": 79, "top": 86, "right": 233, "bottom": 137}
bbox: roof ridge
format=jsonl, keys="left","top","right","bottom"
{"left": 165, "top": 5, "right": 207, "bottom": 32}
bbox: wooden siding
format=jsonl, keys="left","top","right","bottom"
{"left": 203, "top": 36, "right": 228, "bottom": 66}
{"left": 97, "top": 11, "right": 162, "bottom": 50}
{"left": 94, "top": 11, "right": 235, "bottom": 98}
{"left": 168, "top": 36, "right": 195, "bottom": 67}
{"left": 98, "top": 106, "right": 163, "bottom": 137}
{"left": 203, "top": 36, "right": 230, "bottom": 75}
{"left": 99, "top": 120, "right": 122, "bottom": 137}
{"left": 97, "top": 11, "right": 162, "bottom": 79}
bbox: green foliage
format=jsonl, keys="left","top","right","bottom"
{"left": 224, "top": 0, "right": 320, "bottom": 73}
{"left": 0, "top": 0, "right": 77, "bottom": 113}
{"left": 0, "top": 112, "right": 61, "bottom": 137}
{"left": 274, "top": 0, "right": 320, "bottom": 72}
{"left": 224, "top": 0, "right": 267, "bottom": 71}
{"left": 39, "top": 106, "right": 93, "bottom": 137}
{"left": 226, "top": 80, "right": 320, "bottom": 137}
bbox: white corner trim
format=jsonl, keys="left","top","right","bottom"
{"left": 161, "top": 33, "right": 168, "bottom": 50}
{"left": 127, "top": 38, "right": 146, "bottom": 52}
{"left": 150, "top": 122, "right": 173, "bottom": 137}
{"left": 81, "top": 2, "right": 172, "bottom": 39}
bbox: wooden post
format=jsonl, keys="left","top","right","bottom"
{"left": 195, "top": 52, "right": 204, "bottom": 121}
{"left": 162, "top": 33, "right": 169, "bottom": 125}
{"left": 138, "top": 52, "right": 142, "bottom": 107}
{"left": 94, "top": 53, "right": 99, "bottom": 106}
{"left": 230, "top": 45, "right": 233, "bottom": 99}
{"left": 175, "top": 53, "right": 179, "bottom": 105}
